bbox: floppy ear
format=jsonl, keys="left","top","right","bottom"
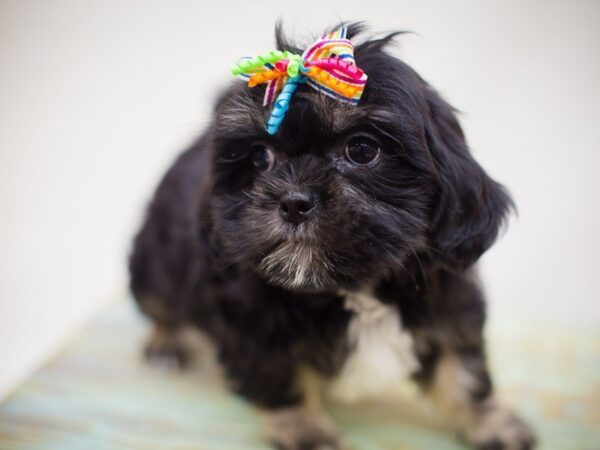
{"left": 424, "top": 87, "right": 513, "bottom": 270}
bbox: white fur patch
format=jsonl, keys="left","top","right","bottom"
{"left": 260, "top": 242, "right": 329, "bottom": 289}
{"left": 328, "top": 289, "right": 420, "bottom": 403}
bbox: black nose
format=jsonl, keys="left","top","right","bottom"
{"left": 279, "top": 191, "right": 316, "bottom": 224}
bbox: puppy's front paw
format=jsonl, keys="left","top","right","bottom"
{"left": 462, "top": 401, "right": 536, "bottom": 450}
{"left": 263, "top": 407, "right": 341, "bottom": 450}
{"left": 144, "top": 327, "right": 189, "bottom": 370}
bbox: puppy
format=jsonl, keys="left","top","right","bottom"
{"left": 129, "top": 23, "right": 536, "bottom": 450}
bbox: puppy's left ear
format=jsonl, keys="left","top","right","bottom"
{"left": 424, "top": 86, "right": 513, "bottom": 271}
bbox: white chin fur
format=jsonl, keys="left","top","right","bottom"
{"left": 260, "top": 241, "right": 329, "bottom": 290}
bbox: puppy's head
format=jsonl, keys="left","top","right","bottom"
{"left": 208, "top": 23, "right": 511, "bottom": 291}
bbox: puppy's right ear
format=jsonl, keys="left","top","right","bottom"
{"left": 424, "top": 86, "right": 513, "bottom": 271}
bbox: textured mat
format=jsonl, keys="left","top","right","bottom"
{"left": 0, "top": 301, "right": 598, "bottom": 450}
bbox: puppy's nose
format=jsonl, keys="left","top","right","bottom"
{"left": 279, "top": 191, "right": 316, "bottom": 224}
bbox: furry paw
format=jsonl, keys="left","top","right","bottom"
{"left": 144, "top": 327, "right": 190, "bottom": 370}
{"left": 263, "top": 407, "right": 341, "bottom": 450}
{"left": 462, "top": 401, "right": 536, "bottom": 450}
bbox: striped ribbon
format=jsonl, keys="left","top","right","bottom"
{"left": 231, "top": 26, "right": 367, "bottom": 135}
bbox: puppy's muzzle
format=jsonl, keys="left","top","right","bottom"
{"left": 279, "top": 191, "right": 316, "bottom": 225}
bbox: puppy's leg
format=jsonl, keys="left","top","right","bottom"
{"left": 421, "top": 345, "right": 536, "bottom": 450}
{"left": 137, "top": 295, "right": 190, "bottom": 369}
{"left": 144, "top": 324, "right": 189, "bottom": 369}
{"left": 260, "top": 368, "right": 340, "bottom": 450}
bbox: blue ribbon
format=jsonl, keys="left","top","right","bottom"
{"left": 265, "top": 71, "right": 308, "bottom": 135}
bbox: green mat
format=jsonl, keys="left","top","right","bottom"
{"left": 0, "top": 301, "right": 598, "bottom": 450}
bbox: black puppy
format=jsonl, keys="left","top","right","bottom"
{"left": 129, "top": 23, "right": 536, "bottom": 450}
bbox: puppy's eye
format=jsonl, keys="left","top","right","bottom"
{"left": 344, "top": 136, "right": 381, "bottom": 166}
{"left": 251, "top": 144, "right": 275, "bottom": 172}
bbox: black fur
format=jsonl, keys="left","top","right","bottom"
{"left": 129, "top": 23, "right": 531, "bottom": 449}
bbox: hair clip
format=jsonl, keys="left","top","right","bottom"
{"left": 231, "top": 26, "right": 368, "bottom": 135}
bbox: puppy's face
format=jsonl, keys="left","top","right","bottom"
{"left": 208, "top": 29, "right": 510, "bottom": 292}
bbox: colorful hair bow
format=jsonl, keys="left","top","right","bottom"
{"left": 231, "top": 26, "right": 368, "bottom": 135}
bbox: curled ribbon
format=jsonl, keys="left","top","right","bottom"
{"left": 231, "top": 26, "right": 367, "bottom": 135}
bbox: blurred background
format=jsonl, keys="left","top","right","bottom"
{"left": 0, "top": 0, "right": 598, "bottom": 403}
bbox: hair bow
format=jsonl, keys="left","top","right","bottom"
{"left": 231, "top": 26, "right": 368, "bottom": 135}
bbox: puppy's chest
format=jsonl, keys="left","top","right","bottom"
{"left": 328, "top": 290, "right": 420, "bottom": 403}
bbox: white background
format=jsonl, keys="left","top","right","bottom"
{"left": 1, "top": 0, "right": 599, "bottom": 400}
